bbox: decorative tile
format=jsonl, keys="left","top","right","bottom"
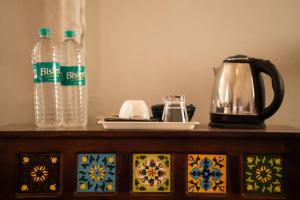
{"left": 132, "top": 154, "right": 171, "bottom": 193}
{"left": 17, "top": 153, "right": 60, "bottom": 194}
{"left": 187, "top": 154, "right": 227, "bottom": 194}
{"left": 243, "top": 154, "right": 286, "bottom": 195}
{"left": 77, "top": 153, "right": 116, "bottom": 193}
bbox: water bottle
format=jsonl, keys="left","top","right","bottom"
{"left": 61, "top": 30, "right": 87, "bottom": 126}
{"left": 32, "top": 28, "right": 63, "bottom": 127}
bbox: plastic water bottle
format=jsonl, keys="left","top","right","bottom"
{"left": 61, "top": 30, "right": 87, "bottom": 126}
{"left": 32, "top": 28, "right": 63, "bottom": 127}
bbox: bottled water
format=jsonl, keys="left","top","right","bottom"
{"left": 61, "top": 30, "right": 87, "bottom": 126}
{"left": 32, "top": 28, "right": 63, "bottom": 127}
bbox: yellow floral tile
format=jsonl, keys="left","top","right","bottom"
{"left": 132, "top": 154, "right": 171, "bottom": 192}
{"left": 243, "top": 154, "right": 286, "bottom": 195}
{"left": 17, "top": 153, "right": 60, "bottom": 194}
{"left": 187, "top": 154, "right": 227, "bottom": 194}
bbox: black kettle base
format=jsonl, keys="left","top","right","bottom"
{"left": 209, "top": 121, "right": 266, "bottom": 129}
{"left": 209, "top": 113, "right": 266, "bottom": 129}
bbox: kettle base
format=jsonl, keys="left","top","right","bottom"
{"left": 209, "top": 113, "right": 266, "bottom": 129}
{"left": 209, "top": 121, "right": 266, "bottom": 129}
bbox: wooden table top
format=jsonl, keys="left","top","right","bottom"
{"left": 0, "top": 124, "right": 299, "bottom": 139}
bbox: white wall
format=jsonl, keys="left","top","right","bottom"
{"left": 85, "top": 0, "right": 300, "bottom": 127}
{"left": 0, "top": 0, "right": 83, "bottom": 125}
{"left": 0, "top": 0, "right": 61, "bottom": 125}
{"left": 0, "top": 0, "right": 299, "bottom": 127}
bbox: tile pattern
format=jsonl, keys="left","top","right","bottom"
{"left": 243, "top": 154, "right": 286, "bottom": 195}
{"left": 77, "top": 153, "right": 116, "bottom": 192}
{"left": 17, "top": 153, "right": 60, "bottom": 194}
{"left": 132, "top": 154, "right": 171, "bottom": 192}
{"left": 187, "top": 154, "right": 227, "bottom": 193}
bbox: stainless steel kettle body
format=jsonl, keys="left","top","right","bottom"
{"left": 210, "top": 55, "right": 284, "bottom": 128}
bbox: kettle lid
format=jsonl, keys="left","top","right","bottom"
{"left": 224, "top": 55, "right": 256, "bottom": 63}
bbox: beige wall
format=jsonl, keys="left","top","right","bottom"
{"left": 0, "top": 0, "right": 83, "bottom": 125}
{"left": 0, "top": 0, "right": 299, "bottom": 127}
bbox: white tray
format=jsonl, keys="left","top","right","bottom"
{"left": 98, "top": 120, "right": 199, "bottom": 130}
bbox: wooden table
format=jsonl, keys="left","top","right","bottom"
{"left": 0, "top": 124, "right": 299, "bottom": 200}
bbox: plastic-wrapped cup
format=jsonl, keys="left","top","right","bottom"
{"left": 119, "top": 100, "right": 150, "bottom": 120}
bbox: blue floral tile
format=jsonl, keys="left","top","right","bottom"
{"left": 243, "top": 154, "right": 286, "bottom": 196}
{"left": 17, "top": 153, "right": 60, "bottom": 194}
{"left": 77, "top": 153, "right": 116, "bottom": 193}
{"left": 187, "top": 154, "right": 227, "bottom": 194}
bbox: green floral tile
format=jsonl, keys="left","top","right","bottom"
{"left": 243, "top": 154, "right": 286, "bottom": 195}
{"left": 187, "top": 154, "right": 227, "bottom": 194}
{"left": 132, "top": 154, "right": 171, "bottom": 193}
{"left": 17, "top": 153, "right": 60, "bottom": 194}
{"left": 77, "top": 153, "right": 116, "bottom": 193}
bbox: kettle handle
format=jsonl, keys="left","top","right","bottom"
{"left": 252, "top": 59, "right": 284, "bottom": 120}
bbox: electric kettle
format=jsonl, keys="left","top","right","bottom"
{"left": 210, "top": 55, "right": 284, "bottom": 128}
